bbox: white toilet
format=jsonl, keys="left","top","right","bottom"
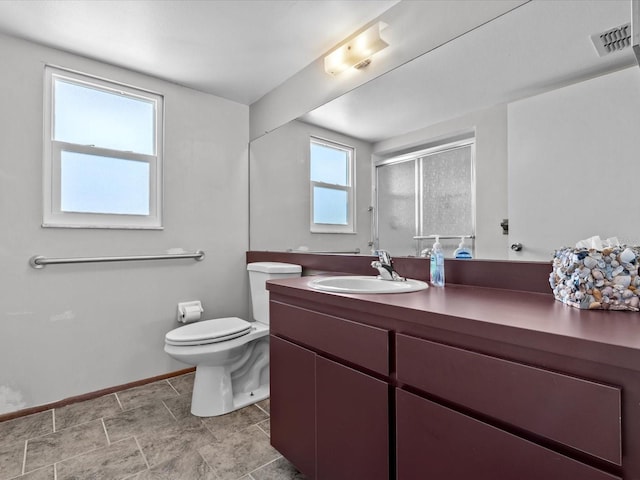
{"left": 164, "top": 262, "right": 301, "bottom": 417}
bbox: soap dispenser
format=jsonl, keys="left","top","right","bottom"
{"left": 430, "top": 236, "right": 445, "bottom": 287}
{"left": 454, "top": 236, "right": 473, "bottom": 259}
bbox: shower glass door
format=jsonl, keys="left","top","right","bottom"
{"left": 375, "top": 159, "right": 417, "bottom": 256}
{"left": 375, "top": 139, "right": 475, "bottom": 256}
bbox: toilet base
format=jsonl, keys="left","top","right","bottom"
{"left": 190, "top": 364, "right": 270, "bottom": 417}
{"left": 188, "top": 335, "right": 270, "bottom": 417}
{"left": 232, "top": 383, "right": 269, "bottom": 412}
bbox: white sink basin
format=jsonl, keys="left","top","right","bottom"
{"left": 308, "top": 276, "right": 428, "bottom": 294}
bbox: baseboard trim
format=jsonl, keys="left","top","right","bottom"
{"left": 0, "top": 367, "right": 196, "bottom": 423}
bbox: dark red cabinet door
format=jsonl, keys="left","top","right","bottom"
{"left": 396, "top": 389, "right": 621, "bottom": 480}
{"left": 316, "top": 356, "right": 389, "bottom": 480}
{"left": 396, "top": 334, "right": 622, "bottom": 465}
{"left": 270, "top": 335, "right": 316, "bottom": 479}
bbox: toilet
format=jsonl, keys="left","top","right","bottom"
{"left": 164, "top": 262, "right": 301, "bottom": 417}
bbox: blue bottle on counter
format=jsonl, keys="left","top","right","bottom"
{"left": 454, "top": 236, "right": 473, "bottom": 259}
{"left": 430, "top": 236, "right": 445, "bottom": 287}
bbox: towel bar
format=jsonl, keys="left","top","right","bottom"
{"left": 29, "top": 250, "right": 205, "bottom": 269}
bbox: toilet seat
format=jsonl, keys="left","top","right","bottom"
{"left": 165, "top": 317, "right": 252, "bottom": 346}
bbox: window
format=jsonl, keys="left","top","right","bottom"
{"left": 375, "top": 139, "right": 475, "bottom": 255}
{"left": 43, "top": 66, "right": 163, "bottom": 228}
{"left": 309, "top": 137, "right": 355, "bottom": 233}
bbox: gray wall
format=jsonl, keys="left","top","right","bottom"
{"left": 250, "top": 120, "right": 373, "bottom": 254}
{"left": 508, "top": 66, "right": 640, "bottom": 261}
{"left": 0, "top": 34, "right": 249, "bottom": 413}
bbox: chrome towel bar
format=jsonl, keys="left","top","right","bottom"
{"left": 413, "top": 235, "right": 475, "bottom": 240}
{"left": 286, "top": 248, "right": 361, "bottom": 254}
{"left": 29, "top": 250, "right": 205, "bottom": 269}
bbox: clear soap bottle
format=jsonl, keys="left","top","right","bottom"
{"left": 430, "top": 236, "right": 445, "bottom": 287}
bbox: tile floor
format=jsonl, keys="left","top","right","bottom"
{"left": 0, "top": 373, "right": 305, "bottom": 480}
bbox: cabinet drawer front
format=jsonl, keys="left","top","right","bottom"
{"left": 396, "top": 389, "right": 621, "bottom": 480}
{"left": 271, "top": 301, "right": 389, "bottom": 375}
{"left": 396, "top": 334, "right": 622, "bottom": 465}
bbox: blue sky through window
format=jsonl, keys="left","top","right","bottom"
{"left": 54, "top": 78, "right": 155, "bottom": 155}
{"left": 61, "top": 151, "right": 150, "bottom": 215}
{"left": 313, "top": 186, "right": 348, "bottom": 225}
{"left": 310, "top": 142, "right": 349, "bottom": 186}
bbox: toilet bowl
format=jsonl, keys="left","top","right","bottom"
{"left": 164, "top": 262, "right": 301, "bottom": 417}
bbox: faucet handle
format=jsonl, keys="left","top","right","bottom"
{"left": 376, "top": 249, "right": 392, "bottom": 265}
{"left": 371, "top": 260, "right": 394, "bottom": 280}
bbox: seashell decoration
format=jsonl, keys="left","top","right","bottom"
{"left": 549, "top": 246, "right": 640, "bottom": 311}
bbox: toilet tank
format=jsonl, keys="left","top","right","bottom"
{"left": 247, "top": 262, "right": 301, "bottom": 324}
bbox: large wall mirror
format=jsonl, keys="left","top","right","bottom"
{"left": 250, "top": 0, "right": 640, "bottom": 262}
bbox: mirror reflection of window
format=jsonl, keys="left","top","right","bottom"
{"left": 376, "top": 139, "right": 475, "bottom": 256}
{"left": 309, "top": 137, "right": 355, "bottom": 233}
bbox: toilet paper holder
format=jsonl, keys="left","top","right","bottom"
{"left": 177, "top": 301, "right": 204, "bottom": 323}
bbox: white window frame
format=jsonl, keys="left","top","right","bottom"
{"left": 43, "top": 66, "right": 164, "bottom": 229}
{"left": 309, "top": 136, "right": 356, "bottom": 234}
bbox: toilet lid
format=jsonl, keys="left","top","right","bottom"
{"left": 165, "top": 317, "right": 252, "bottom": 346}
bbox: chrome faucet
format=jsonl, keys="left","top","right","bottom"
{"left": 371, "top": 250, "right": 405, "bottom": 281}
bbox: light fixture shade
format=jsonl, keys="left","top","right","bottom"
{"left": 324, "top": 22, "right": 389, "bottom": 76}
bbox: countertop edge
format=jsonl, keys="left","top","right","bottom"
{"left": 267, "top": 277, "right": 640, "bottom": 373}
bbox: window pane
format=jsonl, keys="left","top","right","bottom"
{"left": 54, "top": 78, "right": 155, "bottom": 155}
{"left": 313, "top": 186, "right": 348, "bottom": 225}
{"left": 421, "top": 145, "right": 473, "bottom": 236}
{"left": 376, "top": 160, "right": 416, "bottom": 256}
{"left": 310, "top": 142, "right": 349, "bottom": 185}
{"left": 61, "top": 151, "right": 150, "bottom": 215}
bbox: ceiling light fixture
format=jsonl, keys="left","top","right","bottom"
{"left": 324, "top": 22, "right": 389, "bottom": 76}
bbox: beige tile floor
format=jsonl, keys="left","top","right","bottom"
{"left": 0, "top": 373, "right": 305, "bottom": 480}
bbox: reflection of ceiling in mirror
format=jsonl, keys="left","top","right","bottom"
{"left": 300, "top": 0, "right": 635, "bottom": 144}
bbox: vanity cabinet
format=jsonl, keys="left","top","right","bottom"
{"left": 395, "top": 333, "right": 623, "bottom": 480}
{"left": 255, "top": 253, "right": 640, "bottom": 479}
{"left": 269, "top": 302, "right": 390, "bottom": 480}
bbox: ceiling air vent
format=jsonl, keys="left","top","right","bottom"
{"left": 591, "top": 23, "right": 631, "bottom": 56}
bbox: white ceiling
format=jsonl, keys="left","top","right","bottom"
{"left": 2, "top": 0, "right": 634, "bottom": 139}
{"left": 301, "top": 0, "right": 638, "bottom": 144}
{"left": 0, "top": 0, "right": 399, "bottom": 105}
